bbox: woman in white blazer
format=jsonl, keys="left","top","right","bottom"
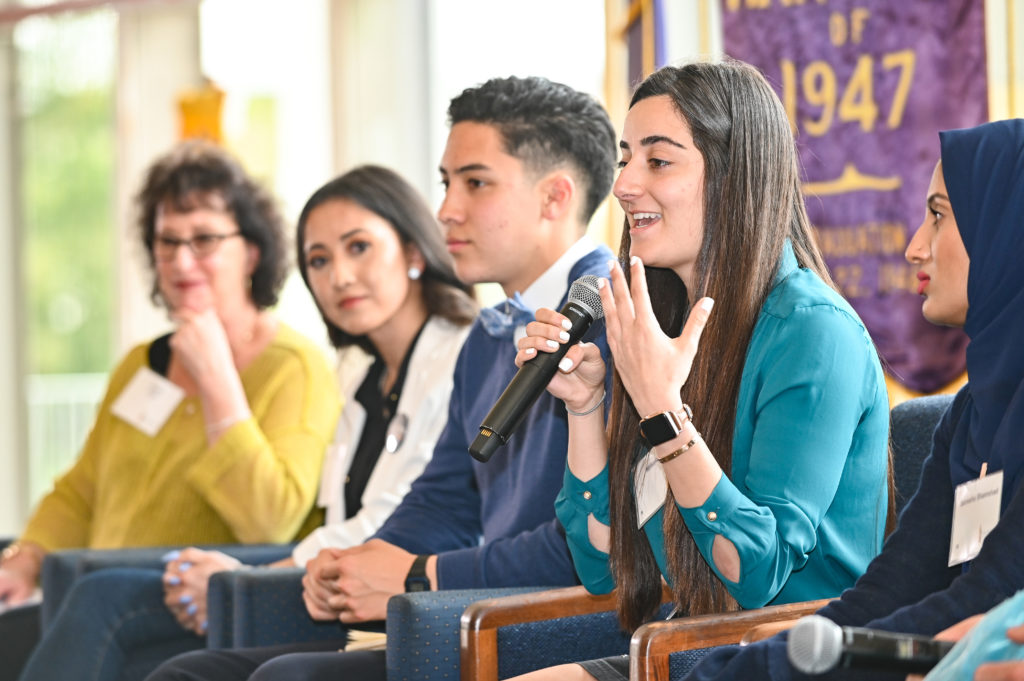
{"left": 300, "top": 313, "right": 471, "bottom": 562}
{"left": 160, "top": 165, "right": 477, "bottom": 633}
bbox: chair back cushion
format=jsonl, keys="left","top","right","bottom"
{"left": 890, "top": 394, "right": 955, "bottom": 514}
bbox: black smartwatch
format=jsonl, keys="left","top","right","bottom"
{"left": 404, "top": 554, "right": 431, "bottom": 593}
{"left": 639, "top": 404, "right": 693, "bottom": 447}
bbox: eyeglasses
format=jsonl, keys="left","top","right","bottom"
{"left": 153, "top": 232, "right": 242, "bottom": 261}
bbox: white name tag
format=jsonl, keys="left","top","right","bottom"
{"left": 948, "top": 470, "right": 1003, "bottom": 567}
{"left": 110, "top": 367, "right": 185, "bottom": 437}
{"left": 634, "top": 450, "right": 668, "bottom": 529}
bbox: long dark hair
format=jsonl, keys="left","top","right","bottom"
{"left": 606, "top": 61, "right": 838, "bottom": 631}
{"left": 296, "top": 165, "right": 476, "bottom": 353}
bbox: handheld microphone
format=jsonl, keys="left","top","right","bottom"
{"left": 787, "top": 615, "right": 955, "bottom": 675}
{"left": 469, "top": 275, "right": 604, "bottom": 463}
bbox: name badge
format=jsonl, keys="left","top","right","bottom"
{"left": 634, "top": 450, "right": 668, "bottom": 529}
{"left": 110, "top": 367, "right": 185, "bottom": 437}
{"left": 948, "top": 470, "right": 1003, "bottom": 567}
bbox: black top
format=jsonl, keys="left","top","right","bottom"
{"left": 148, "top": 333, "right": 173, "bottom": 376}
{"left": 343, "top": 323, "right": 425, "bottom": 518}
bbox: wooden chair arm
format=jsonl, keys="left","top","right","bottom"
{"left": 460, "top": 586, "right": 618, "bottom": 681}
{"left": 629, "top": 598, "right": 832, "bottom": 681}
{"left": 740, "top": 619, "right": 801, "bottom": 645}
{"left": 461, "top": 584, "right": 675, "bottom": 681}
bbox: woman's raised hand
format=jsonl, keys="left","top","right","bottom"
{"left": 169, "top": 307, "right": 235, "bottom": 387}
{"left": 515, "top": 307, "right": 607, "bottom": 414}
{"left": 601, "top": 257, "right": 714, "bottom": 417}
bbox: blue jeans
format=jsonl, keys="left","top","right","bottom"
{"left": 18, "top": 568, "right": 203, "bottom": 681}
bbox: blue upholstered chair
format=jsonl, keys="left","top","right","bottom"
{"left": 455, "top": 394, "right": 955, "bottom": 681}
{"left": 205, "top": 566, "right": 347, "bottom": 649}
{"left": 890, "top": 393, "right": 955, "bottom": 510}
{"left": 39, "top": 543, "right": 293, "bottom": 630}
{"left": 0, "top": 543, "right": 289, "bottom": 681}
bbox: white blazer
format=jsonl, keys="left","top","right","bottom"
{"left": 291, "top": 316, "right": 471, "bottom": 566}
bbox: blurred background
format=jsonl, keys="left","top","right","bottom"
{"left": 0, "top": 0, "right": 1020, "bottom": 535}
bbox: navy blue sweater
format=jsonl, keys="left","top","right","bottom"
{"left": 683, "top": 386, "right": 1024, "bottom": 681}
{"left": 373, "top": 245, "right": 614, "bottom": 588}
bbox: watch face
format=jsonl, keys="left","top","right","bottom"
{"left": 641, "top": 412, "right": 681, "bottom": 446}
{"left": 405, "top": 576, "right": 430, "bottom": 593}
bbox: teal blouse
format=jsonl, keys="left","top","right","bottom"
{"left": 555, "top": 243, "right": 890, "bottom": 609}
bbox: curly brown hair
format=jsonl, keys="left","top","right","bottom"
{"left": 136, "top": 140, "right": 287, "bottom": 309}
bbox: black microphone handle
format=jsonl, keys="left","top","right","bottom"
{"left": 469, "top": 301, "right": 595, "bottom": 462}
{"left": 839, "top": 629, "right": 955, "bottom": 675}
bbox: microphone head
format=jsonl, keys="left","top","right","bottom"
{"left": 788, "top": 615, "right": 843, "bottom": 675}
{"left": 568, "top": 275, "right": 604, "bottom": 321}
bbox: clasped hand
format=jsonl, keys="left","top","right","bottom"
{"left": 301, "top": 539, "right": 416, "bottom": 624}
{"left": 162, "top": 547, "right": 241, "bottom": 635}
{"left": 516, "top": 257, "right": 714, "bottom": 418}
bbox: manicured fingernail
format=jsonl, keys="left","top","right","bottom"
{"left": 179, "top": 594, "right": 193, "bottom": 604}
{"left": 558, "top": 357, "right": 573, "bottom": 372}
{"left": 166, "top": 575, "right": 181, "bottom": 586}
{"left": 561, "top": 318, "right": 572, "bottom": 331}
{"left": 546, "top": 339, "right": 559, "bottom": 349}
{"left": 607, "top": 259, "right": 616, "bottom": 272}
{"left": 630, "top": 256, "right": 640, "bottom": 267}
{"left": 187, "top": 603, "right": 197, "bottom": 616}
{"left": 700, "top": 298, "right": 715, "bottom": 312}
{"left": 597, "top": 278, "right": 606, "bottom": 290}
{"left": 524, "top": 347, "right": 536, "bottom": 357}
{"left": 162, "top": 550, "right": 180, "bottom": 562}
{"left": 558, "top": 330, "right": 570, "bottom": 342}
{"left": 178, "top": 562, "right": 192, "bottom": 571}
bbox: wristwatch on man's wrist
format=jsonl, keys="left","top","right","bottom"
{"left": 639, "top": 404, "right": 693, "bottom": 447}
{"left": 404, "top": 554, "right": 431, "bottom": 593}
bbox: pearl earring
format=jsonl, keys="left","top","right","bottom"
{"left": 408, "top": 266, "right": 422, "bottom": 281}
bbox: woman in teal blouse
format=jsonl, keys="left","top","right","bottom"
{"left": 512, "top": 61, "right": 890, "bottom": 681}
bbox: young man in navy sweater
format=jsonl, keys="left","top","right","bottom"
{"left": 147, "top": 75, "right": 617, "bottom": 681}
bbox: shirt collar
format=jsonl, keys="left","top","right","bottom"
{"left": 773, "top": 239, "right": 799, "bottom": 286}
{"left": 518, "top": 236, "right": 598, "bottom": 312}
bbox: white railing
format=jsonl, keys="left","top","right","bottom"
{"left": 26, "top": 373, "right": 107, "bottom": 505}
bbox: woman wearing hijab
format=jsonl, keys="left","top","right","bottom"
{"left": 654, "top": 118, "right": 1024, "bottom": 681}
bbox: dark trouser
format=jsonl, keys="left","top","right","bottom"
{"left": 145, "top": 642, "right": 385, "bottom": 681}
{"left": 0, "top": 603, "right": 41, "bottom": 681}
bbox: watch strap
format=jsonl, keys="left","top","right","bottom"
{"left": 639, "top": 404, "right": 693, "bottom": 447}
{"left": 404, "top": 554, "right": 430, "bottom": 593}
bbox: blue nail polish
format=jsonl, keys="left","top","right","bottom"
{"left": 187, "top": 603, "right": 197, "bottom": 616}
{"left": 162, "top": 550, "right": 180, "bottom": 562}
{"left": 167, "top": 575, "right": 181, "bottom": 586}
{"left": 179, "top": 594, "right": 193, "bottom": 604}
{"left": 178, "top": 561, "right": 192, "bottom": 571}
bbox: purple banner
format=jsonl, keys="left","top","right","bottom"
{"left": 721, "top": 0, "right": 985, "bottom": 393}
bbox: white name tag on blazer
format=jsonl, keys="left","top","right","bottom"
{"left": 111, "top": 367, "right": 185, "bottom": 437}
{"left": 634, "top": 451, "right": 668, "bottom": 529}
{"left": 948, "top": 470, "right": 1003, "bottom": 567}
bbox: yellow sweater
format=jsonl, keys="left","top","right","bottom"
{"left": 21, "top": 324, "right": 340, "bottom": 550}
